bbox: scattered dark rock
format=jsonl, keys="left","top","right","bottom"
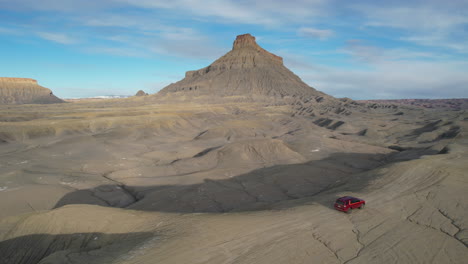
{"left": 135, "top": 90, "right": 148, "bottom": 96}
{"left": 314, "top": 118, "right": 333, "bottom": 127}
{"left": 437, "top": 126, "right": 460, "bottom": 140}
{"left": 358, "top": 98, "right": 468, "bottom": 110}
{"left": 357, "top": 129, "right": 368, "bottom": 136}
{"left": 388, "top": 145, "right": 406, "bottom": 151}
{"left": 328, "top": 121, "right": 345, "bottom": 130}
{"left": 438, "top": 146, "right": 450, "bottom": 154}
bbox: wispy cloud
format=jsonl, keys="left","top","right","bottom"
{"left": 0, "top": 0, "right": 115, "bottom": 12}
{"left": 302, "top": 66, "right": 468, "bottom": 99}
{"left": 65, "top": 9, "right": 225, "bottom": 59}
{"left": 351, "top": 1, "right": 468, "bottom": 53}
{"left": 0, "top": 0, "right": 329, "bottom": 23}
{"left": 36, "top": 32, "right": 78, "bottom": 44}
{"left": 357, "top": 3, "right": 468, "bottom": 32}
{"left": 88, "top": 25, "right": 223, "bottom": 59}
{"left": 401, "top": 35, "right": 468, "bottom": 54}
{"left": 342, "top": 40, "right": 437, "bottom": 63}
{"left": 115, "top": 0, "right": 329, "bottom": 26}
{"left": 0, "top": 26, "right": 22, "bottom": 35}
{"left": 298, "top": 27, "right": 334, "bottom": 40}
{"left": 79, "top": 13, "right": 166, "bottom": 31}
{"left": 84, "top": 46, "right": 146, "bottom": 57}
{"left": 148, "top": 32, "right": 226, "bottom": 60}
{"left": 287, "top": 50, "right": 468, "bottom": 99}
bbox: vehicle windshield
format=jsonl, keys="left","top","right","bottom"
{"left": 336, "top": 200, "right": 345, "bottom": 205}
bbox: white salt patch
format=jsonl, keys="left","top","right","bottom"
{"left": 311, "top": 148, "right": 320, "bottom": 152}
{"left": 0, "top": 187, "right": 7, "bottom": 191}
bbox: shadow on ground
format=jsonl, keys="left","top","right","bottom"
{"left": 54, "top": 148, "right": 445, "bottom": 214}
{"left": 0, "top": 232, "right": 153, "bottom": 264}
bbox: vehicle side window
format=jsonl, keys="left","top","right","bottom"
{"left": 351, "top": 199, "right": 359, "bottom": 203}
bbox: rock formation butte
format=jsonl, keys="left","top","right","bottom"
{"left": 0, "top": 77, "right": 64, "bottom": 104}
{"left": 158, "top": 34, "right": 331, "bottom": 102}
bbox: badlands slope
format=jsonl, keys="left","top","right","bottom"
{"left": 0, "top": 34, "right": 467, "bottom": 263}
{"left": 0, "top": 98, "right": 466, "bottom": 264}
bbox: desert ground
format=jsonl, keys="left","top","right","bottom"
{"left": 0, "top": 95, "right": 467, "bottom": 264}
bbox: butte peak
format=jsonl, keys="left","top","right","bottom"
{"left": 230, "top": 33, "right": 283, "bottom": 64}
{"left": 233, "top": 33, "right": 260, "bottom": 50}
{"left": 157, "top": 33, "right": 330, "bottom": 102}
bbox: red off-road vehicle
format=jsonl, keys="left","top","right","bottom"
{"left": 334, "top": 196, "right": 365, "bottom": 213}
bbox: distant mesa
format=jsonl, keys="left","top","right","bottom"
{"left": 0, "top": 77, "right": 64, "bottom": 104}
{"left": 157, "top": 34, "right": 331, "bottom": 102}
{"left": 135, "top": 90, "right": 148, "bottom": 96}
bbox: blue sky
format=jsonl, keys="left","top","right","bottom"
{"left": 0, "top": 0, "right": 467, "bottom": 99}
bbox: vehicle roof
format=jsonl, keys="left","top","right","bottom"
{"left": 337, "top": 196, "right": 360, "bottom": 201}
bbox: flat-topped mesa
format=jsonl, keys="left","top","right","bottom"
{"left": 0, "top": 77, "right": 64, "bottom": 104}
{"left": 0, "top": 77, "right": 38, "bottom": 84}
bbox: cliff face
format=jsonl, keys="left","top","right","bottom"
{"left": 0, "top": 78, "right": 64, "bottom": 104}
{"left": 157, "top": 34, "right": 329, "bottom": 100}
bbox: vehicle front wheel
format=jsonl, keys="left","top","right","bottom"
{"left": 359, "top": 204, "right": 365, "bottom": 209}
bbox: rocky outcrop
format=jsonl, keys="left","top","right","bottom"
{"left": 359, "top": 99, "right": 468, "bottom": 111}
{"left": 157, "top": 34, "right": 330, "bottom": 101}
{"left": 135, "top": 90, "right": 148, "bottom": 96}
{"left": 0, "top": 78, "right": 64, "bottom": 104}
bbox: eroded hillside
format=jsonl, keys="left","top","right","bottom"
{"left": 0, "top": 97, "right": 466, "bottom": 263}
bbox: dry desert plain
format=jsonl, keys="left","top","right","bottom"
{"left": 0, "top": 96, "right": 467, "bottom": 264}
